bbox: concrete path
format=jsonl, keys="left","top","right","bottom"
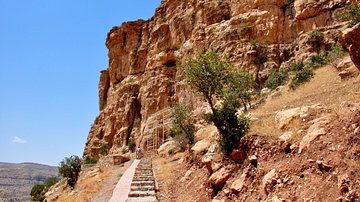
{"left": 109, "top": 159, "right": 140, "bottom": 202}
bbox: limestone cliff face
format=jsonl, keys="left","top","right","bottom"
{"left": 84, "top": 0, "right": 350, "bottom": 158}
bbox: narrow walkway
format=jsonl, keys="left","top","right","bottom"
{"left": 109, "top": 159, "right": 140, "bottom": 202}
{"left": 126, "top": 158, "right": 157, "bottom": 202}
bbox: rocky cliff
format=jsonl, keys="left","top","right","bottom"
{"left": 83, "top": 0, "right": 352, "bottom": 159}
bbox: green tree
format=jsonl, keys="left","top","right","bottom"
{"left": 169, "top": 102, "right": 195, "bottom": 148}
{"left": 183, "top": 51, "right": 251, "bottom": 155}
{"left": 30, "top": 177, "right": 58, "bottom": 201}
{"left": 30, "top": 184, "right": 45, "bottom": 201}
{"left": 229, "top": 70, "right": 257, "bottom": 111}
{"left": 58, "top": 155, "right": 82, "bottom": 188}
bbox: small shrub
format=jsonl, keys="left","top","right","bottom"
{"left": 250, "top": 40, "right": 257, "bottom": 48}
{"left": 99, "top": 143, "right": 109, "bottom": 155}
{"left": 241, "top": 25, "right": 252, "bottom": 32}
{"left": 310, "top": 29, "right": 324, "bottom": 41}
{"left": 309, "top": 29, "right": 324, "bottom": 52}
{"left": 264, "top": 69, "right": 288, "bottom": 90}
{"left": 290, "top": 60, "right": 305, "bottom": 72}
{"left": 339, "top": 2, "right": 360, "bottom": 27}
{"left": 309, "top": 54, "right": 326, "bottom": 69}
{"left": 289, "top": 67, "right": 314, "bottom": 89}
{"left": 168, "top": 149, "right": 174, "bottom": 155}
{"left": 128, "top": 141, "right": 136, "bottom": 152}
{"left": 325, "top": 43, "right": 346, "bottom": 66}
{"left": 84, "top": 156, "right": 98, "bottom": 164}
{"left": 169, "top": 103, "right": 195, "bottom": 149}
{"left": 127, "top": 78, "right": 134, "bottom": 84}
{"left": 133, "top": 118, "right": 140, "bottom": 128}
{"left": 59, "top": 155, "right": 82, "bottom": 188}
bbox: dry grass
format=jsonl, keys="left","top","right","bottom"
{"left": 249, "top": 59, "right": 360, "bottom": 138}
{"left": 175, "top": 194, "right": 196, "bottom": 202}
{"left": 152, "top": 157, "right": 175, "bottom": 185}
{"left": 56, "top": 166, "right": 115, "bottom": 202}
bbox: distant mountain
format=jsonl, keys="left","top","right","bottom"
{"left": 0, "top": 162, "right": 58, "bottom": 202}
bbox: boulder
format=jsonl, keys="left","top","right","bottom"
{"left": 230, "top": 173, "right": 247, "bottom": 193}
{"left": 263, "top": 169, "right": 277, "bottom": 194}
{"left": 299, "top": 116, "right": 330, "bottom": 153}
{"left": 339, "top": 23, "right": 360, "bottom": 71}
{"left": 157, "top": 140, "right": 181, "bottom": 156}
{"left": 209, "top": 167, "right": 232, "bottom": 187}
{"left": 191, "top": 139, "right": 212, "bottom": 154}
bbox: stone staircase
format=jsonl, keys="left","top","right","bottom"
{"left": 126, "top": 159, "right": 157, "bottom": 202}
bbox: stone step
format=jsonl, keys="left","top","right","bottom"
{"left": 130, "top": 185, "right": 155, "bottom": 191}
{"left": 131, "top": 181, "right": 155, "bottom": 186}
{"left": 134, "top": 173, "right": 153, "bottom": 177}
{"left": 135, "top": 170, "right": 153, "bottom": 173}
{"left": 133, "top": 176, "right": 155, "bottom": 181}
{"left": 136, "top": 166, "right": 151, "bottom": 169}
{"left": 126, "top": 196, "right": 157, "bottom": 202}
{"left": 128, "top": 190, "right": 156, "bottom": 197}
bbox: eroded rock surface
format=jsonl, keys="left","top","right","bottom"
{"left": 84, "top": 0, "right": 350, "bottom": 159}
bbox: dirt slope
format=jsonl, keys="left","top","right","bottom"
{"left": 152, "top": 63, "right": 360, "bottom": 202}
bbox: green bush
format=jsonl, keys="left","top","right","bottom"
{"left": 169, "top": 102, "right": 195, "bottom": 148}
{"left": 99, "top": 143, "right": 109, "bottom": 155}
{"left": 310, "top": 54, "right": 326, "bottom": 68}
{"left": 59, "top": 155, "right": 82, "bottom": 188}
{"left": 325, "top": 43, "right": 346, "bottom": 66}
{"left": 340, "top": 3, "right": 360, "bottom": 27}
{"left": 30, "top": 177, "right": 58, "bottom": 201}
{"left": 290, "top": 60, "right": 305, "bottom": 72}
{"left": 264, "top": 69, "right": 288, "bottom": 90}
{"left": 289, "top": 67, "right": 314, "bottom": 89}
{"left": 84, "top": 156, "right": 98, "bottom": 164}
{"left": 128, "top": 141, "right": 136, "bottom": 152}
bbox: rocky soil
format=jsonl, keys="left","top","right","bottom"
{"left": 152, "top": 63, "right": 360, "bottom": 201}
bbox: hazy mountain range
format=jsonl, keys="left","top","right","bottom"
{"left": 0, "top": 162, "right": 58, "bottom": 202}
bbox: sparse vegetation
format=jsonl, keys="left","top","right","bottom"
{"left": 30, "top": 177, "right": 58, "bottom": 202}
{"left": 289, "top": 60, "right": 314, "bottom": 89}
{"left": 58, "top": 155, "right": 82, "bottom": 188}
{"left": 128, "top": 141, "right": 136, "bottom": 152}
{"left": 133, "top": 118, "right": 141, "bottom": 128}
{"left": 287, "top": 43, "right": 346, "bottom": 89}
{"left": 264, "top": 69, "right": 289, "bottom": 90}
{"left": 309, "top": 29, "right": 324, "bottom": 52}
{"left": 183, "top": 50, "right": 251, "bottom": 155}
{"left": 324, "top": 43, "right": 346, "bottom": 67}
{"left": 127, "top": 78, "right": 134, "bottom": 84}
{"left": 339, "top": 2, "right": 360, "bottom": 27}
{"left": 84, "top": 156, "right": 98, "bottom": 164}
{"left": 169, "top": 102, "right": 195, "bottom": 149}
{"left": 99, "top": 143, "right": 109, "bottom": 155}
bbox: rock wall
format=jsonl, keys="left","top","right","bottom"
{"left": 83, "top": 0, "right": 350, "bottom": 158}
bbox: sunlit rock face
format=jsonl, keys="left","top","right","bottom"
{"left": 83, "top": 0, "right": 349, "bottom": 158}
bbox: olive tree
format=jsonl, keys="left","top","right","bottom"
{"left": 169, "top": 102, "right": 195, "bottom": 149}
{"left": 183, "top": 51, "right": 251, "bottom": 155}
{"left": 59, "top": 155, "right": 82, "bottom": 188}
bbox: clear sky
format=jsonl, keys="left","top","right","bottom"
{"left": 0, "top": 0, "right": 161, "bottom": 166}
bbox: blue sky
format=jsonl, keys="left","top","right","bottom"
{"left": 0, "top": 0, "right": 161, "bottom": 166}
